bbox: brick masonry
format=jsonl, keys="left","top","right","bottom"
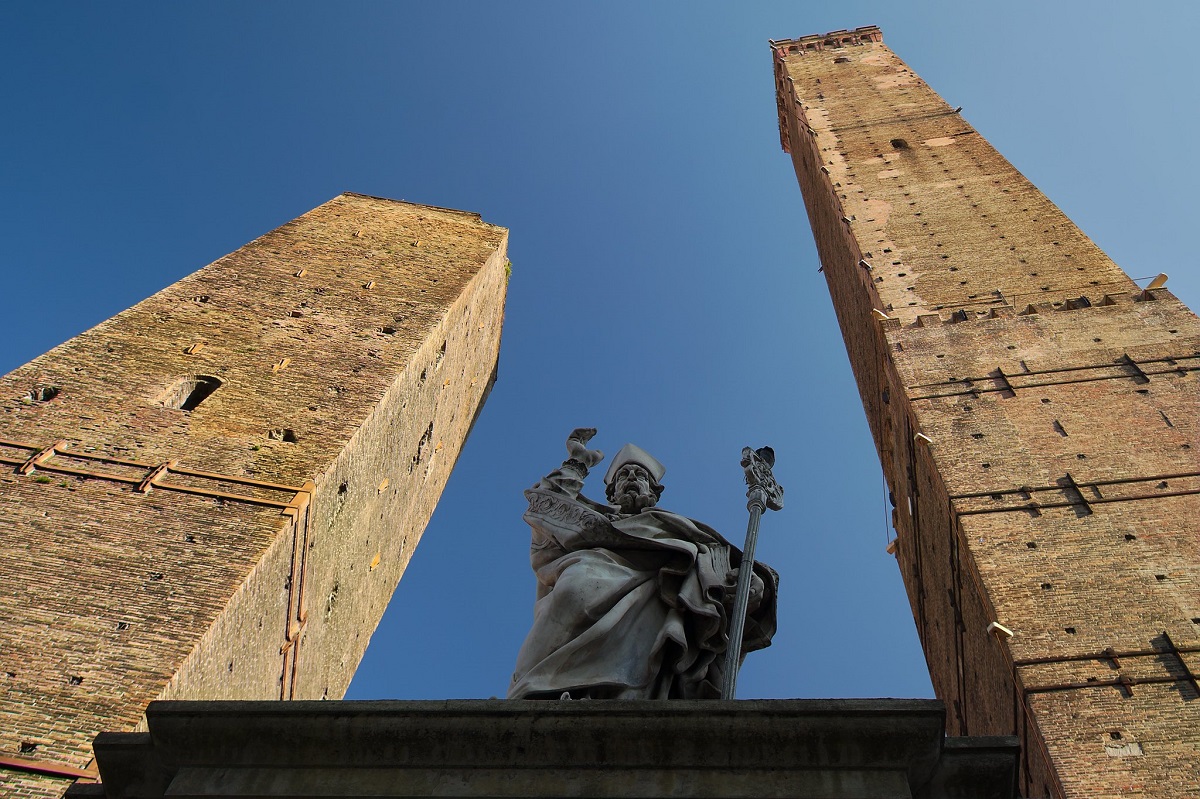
{"left": 774, "top": 28, "right": 1200, "bottom": 798}
{"left": 0, "top": 193, "right": 509, "bottom": 797}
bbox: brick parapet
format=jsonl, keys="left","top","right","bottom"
{"left": 770, "top": 26, "right": 884, "bottom": 53}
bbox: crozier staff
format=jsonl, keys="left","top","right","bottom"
{"left": 508, "top": 428, "right": 778, "bottom": 700}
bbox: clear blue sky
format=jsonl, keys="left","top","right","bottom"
{"left": 2, "top": 3, "right": 1197, "bottom": 700}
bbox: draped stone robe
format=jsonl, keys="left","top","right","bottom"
{"left": 508, "top": 462, "right": 777, "bottom": 700}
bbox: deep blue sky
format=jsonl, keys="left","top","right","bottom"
{"left": 2, "top": 3, "right": 1197, "bottom": 700}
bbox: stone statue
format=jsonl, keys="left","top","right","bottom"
{"left": 508, "top": 428, "right": 778, "bottom": 700}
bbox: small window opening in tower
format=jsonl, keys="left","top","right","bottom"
{"left": 436, "top": 341, "right": 446, "bottom": 368}
{"left": 159, "top": 375, "right": 222, "bottom": 411}
{"left": 890, "top": 138, "right": 909, "bottom": 150}
{"left": 29, "top": 385, "right": 60, "bottom": 402}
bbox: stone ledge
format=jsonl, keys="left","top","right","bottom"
{"left": 70, "top": 699, "right": 1018, "bottom": 798}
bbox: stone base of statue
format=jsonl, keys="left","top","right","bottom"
{"left": 68, "top": 699, "right": 1017, "bottom": 798}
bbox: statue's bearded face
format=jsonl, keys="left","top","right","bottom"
{"left": 610, "top": 464, "right": 659, "bottom": 514}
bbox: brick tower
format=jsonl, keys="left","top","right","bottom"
{"left": 0, "top": 193, "right": 509, "bottom": 798}
{"left": 773, "top": 27, "right": 1199, "bottom": 798}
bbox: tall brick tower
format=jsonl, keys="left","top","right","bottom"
{"left": 0, "top": 193, "right": 509, "bottom": 798}
{"left": 773, "top": 27, "right": 1199, "bottom": 799}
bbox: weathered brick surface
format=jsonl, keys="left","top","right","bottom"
{"left": 774, "top": 28, "right": 1200, "bottom": 798}
{"left": 0, "top": 193, "right": 508, "bottom": 796}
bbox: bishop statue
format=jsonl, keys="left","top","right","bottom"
{"left": 508, "top": 428, "right": 778, "bottom": 699}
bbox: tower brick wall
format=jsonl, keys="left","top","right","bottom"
{"left": 773, "top": 28, "right": 1200, "bottom": 798}
{"left": 0, "top": 193, "right": 509, "bottom": 797}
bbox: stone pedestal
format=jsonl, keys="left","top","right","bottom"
{"left": 68, "top": 699, "right": 1017, "bottom": 798}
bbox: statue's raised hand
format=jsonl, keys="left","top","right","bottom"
{"left": 566, "top": 427, "right": 604, "bottom": 469}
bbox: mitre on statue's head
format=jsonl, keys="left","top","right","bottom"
{"left": 603, "top": 443, "right": 666, "bottom": 484}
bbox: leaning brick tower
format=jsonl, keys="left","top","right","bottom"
{"left": 0, "top": 193, "right": 509, "bottom": 798}
{"left": 773, "top": 27, "right": 1199, "bottom": 799}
